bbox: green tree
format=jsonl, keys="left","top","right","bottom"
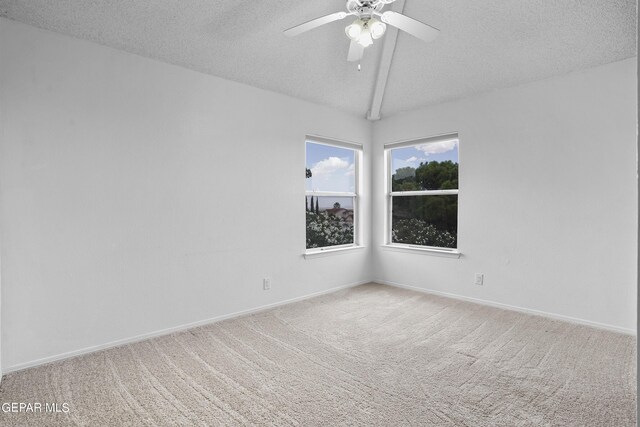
{"left": 394, "top": 166, "right": 415, "bottom": 180}
{"left": 393, "top": 195, "right": 457, "bottom": 236}
{"left": 415, "top": 160, "right": 458, "bottom": 190}
{"left": 391, "top": 159, "right": 459, "bottom": 248}
{"left": 315, "top": 197, "right": 319, "bottom": 214}
{"left": 397, "top": 181, "right": 420, "bottom": 191}
{"left": 306, "top": 168, "right": 312, "bottom": 179}
{"left": 392, "top": 161, "right": 459, "bottom": 191}
{"left": 392, "top": 167, "right": 417, "bottom": 191}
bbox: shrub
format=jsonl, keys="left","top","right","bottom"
{"left": 306, "top": 211, "right": 353, "bottom": 249}
{"left": 392, "top": 218, "right": 456, "bottom": 248}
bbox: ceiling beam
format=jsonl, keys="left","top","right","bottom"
{"left": 366, "top": 0, "right": 406, "bottom": 121}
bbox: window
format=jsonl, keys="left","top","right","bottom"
{"left": 385, "top": 134, "right": 459, "bottom": 251}
{"left": 305, "top": 137, "right": 361, "bottom": 252}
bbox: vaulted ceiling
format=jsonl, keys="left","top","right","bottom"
{"left": 0, "top": 0, "right": 636, "bottom": 118}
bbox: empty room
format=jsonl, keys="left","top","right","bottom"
{"left": 0, "top": 1, "right": 637, "bottom": 426}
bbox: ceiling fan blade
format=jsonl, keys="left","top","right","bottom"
{"left": 284, "top": 12, "right": 348, "bottom": 37}
{"left": 347, "top": 40, "right": 364, "bottom": 62}
{"left": 380, "top": 11, "right": 440, "bottom": 43}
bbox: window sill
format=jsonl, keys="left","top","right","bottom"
{"left": 380, "top": 244, "right": 462, "bottom": 258}
{"left": 304, "top": 245, "right": 365, "bottom": 259}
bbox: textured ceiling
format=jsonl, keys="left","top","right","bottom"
{"left": 0, "top": 0, "right": 636, "bottom": 118}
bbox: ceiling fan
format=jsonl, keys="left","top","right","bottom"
{"left": 284, "top": 0, "right": 440, "bottom": 63}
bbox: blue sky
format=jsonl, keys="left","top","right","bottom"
{"left": 304, "top": 139, "right": 457, "bottom": 204}
{"left": 306, "top": 142, "right": 355, "bottom": 193}
{"left": 391, "top": 139, "right": 458, "bottom": 175}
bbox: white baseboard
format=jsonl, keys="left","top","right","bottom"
{"left": 377, "top": 280, "right": 636, "bottom": 336}
{"left": 3, "top": 280, "right": 369, "bottom": 375}
{"left": 5, "top": 278, "right": 632, "bottom": 375}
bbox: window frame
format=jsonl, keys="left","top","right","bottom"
{"left": 305, "top": 135, "right": 363, "bottom": 256}
{"left": 384, "top": 133, "right": 461, "bottom": 256}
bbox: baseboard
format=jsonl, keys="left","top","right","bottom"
{"left": 377, "top": 280, "right": 636, "bottom": 336}
{"left": 5, "top": 278, "right": 632, "bottom": 375}
{"left": 3, "top": 280, "right": 369, "bottom": 375}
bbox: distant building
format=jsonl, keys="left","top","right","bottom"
{"left": 325, "top": 208, "right": 354, "bottom": 224}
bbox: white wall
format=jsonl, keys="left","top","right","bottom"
{"left": 0, "top": 18, "right": 373, "bottom": 371}
{"left": 0, "top": 17, "right": 636, "bottom": 373}
{"left": 373, "top": 58, "right": 638, "bottom": 333}
{"left": 0, "top": 23, "right": 4, "bottom": 375}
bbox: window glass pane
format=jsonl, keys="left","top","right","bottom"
{"left": 306, "top": 196, "right": 354, "bottom": 249}
{"left": 306, "top": 142, "right": 356, "bottom": 193}
{"left": 391, "top": 140, "right": 458, "bottom": 191}
{"left": 392, "top": 195, "right": 457, "bottom": 248}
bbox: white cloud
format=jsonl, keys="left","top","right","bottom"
{"left": 345, "top": 163, "right": 355, "bottom": 176}
{"left": 405, "top": 156, "right": 426, "bottom": 163}
{"left": 416, "top": 139, "right": 458, "bottom": 157}
{"left": 311, "top": 157, "right": 350, "bottom": 179}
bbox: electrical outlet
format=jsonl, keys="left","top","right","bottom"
{"left": 474, "top": 273, "right": 484, "bottom": 286}
{"left": 263, "top": 278, "right": 271, "bottom": 291}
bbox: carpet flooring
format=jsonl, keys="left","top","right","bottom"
{"left": 0, "top": 283, "right": 636, "bottom": 426}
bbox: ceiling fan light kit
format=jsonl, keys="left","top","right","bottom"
{"left": 345, "top": 20, "right": 363, "bottom": 40}
{"left": 285, "top": 0, "right": 440, "bottom": 64}
{"left": 345, "top": 18, "right": 387, "bottom": 47}
{"left": 369, "top": 19, "right": 387, "bottom": 39}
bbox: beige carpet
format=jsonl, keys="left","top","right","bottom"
{"left": 0, "top": 283, "right": 636, "bottom": 426}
